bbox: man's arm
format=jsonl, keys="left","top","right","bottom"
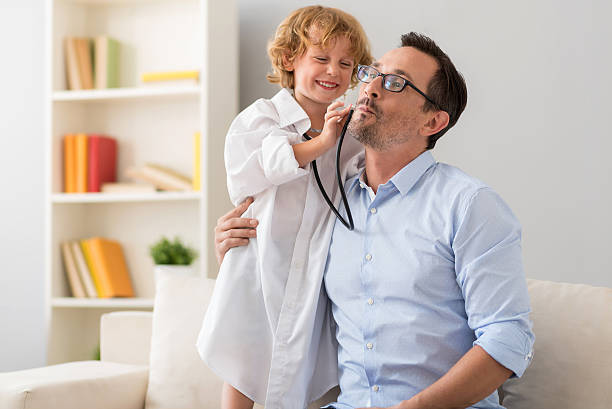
{"left": 398, "top": 346, "right": 510, "bottom": 409}
{"left": 214, "top": 197, "right": 257, "bottom": 264}
{"left": 360, "top": 346, "right": 510, "bottom": 409}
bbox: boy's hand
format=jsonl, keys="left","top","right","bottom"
{"left": 319, "top": 101, "right": 352, "bottom": 150}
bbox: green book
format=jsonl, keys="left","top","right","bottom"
{"left": 94, "top": 36, "right": 120, "bottom": 89}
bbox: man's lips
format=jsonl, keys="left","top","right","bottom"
{"left": 357, "top": 104, "right": 377, "bottom": 116}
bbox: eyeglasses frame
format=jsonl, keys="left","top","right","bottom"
{"left": 357, "top": 64, "right": 442, "bottom": 110}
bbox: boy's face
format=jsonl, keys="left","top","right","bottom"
{"left": 287, "top": 33, "right": 354, "bottom": 109}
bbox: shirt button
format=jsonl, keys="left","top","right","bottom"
{"left": 365, "top": 254, "right": 372, "bottom": 261}
{"left": 372, "top": 385, "right": 379, "bottom": 392}
{"left": 360, "top": 182, "right": 365, "bottom": 188}
{"left": 366, "top": 342, "right": 373, "bottom": 349}
{"left": 370, "top": 207, "right": 377, "bottom": 214}
{"left": 367, "top": 298, "right": 374, "bottom": 305}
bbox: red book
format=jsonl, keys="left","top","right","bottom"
{"left": 88, "top": 135, "right": 117, "bottom": 192}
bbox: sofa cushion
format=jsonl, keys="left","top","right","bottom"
{"left": 501, "top": 279, "right": 612, "bottom": 409}
{"left": 145, "top": 271, "right": 223, "bottom": 409}
{"left": 0, "top": 361, "right": 147, "bottom": 409}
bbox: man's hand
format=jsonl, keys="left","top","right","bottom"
{"left": 214, "top": 197, "right": 258, "bottom": 265}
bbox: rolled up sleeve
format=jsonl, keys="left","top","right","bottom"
{"left": 225, "top": 101, "right": 309, "bottom": 205}
{"left": 453, "top": 188, "right": 535, "bottom": 377}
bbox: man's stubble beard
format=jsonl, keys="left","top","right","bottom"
{"left": 348, "top": 111, "right": 412, "bottom": 152}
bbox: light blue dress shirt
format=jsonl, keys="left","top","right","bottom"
{"left": 323, "top": 151, "right": 534, "bottom": 409}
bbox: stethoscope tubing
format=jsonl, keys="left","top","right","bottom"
{"left": 303, "top": 109, "right": 355, "bottom": 231}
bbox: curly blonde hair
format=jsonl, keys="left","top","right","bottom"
{"left": 267, "top": 6, "right": 372, "bottom": 89}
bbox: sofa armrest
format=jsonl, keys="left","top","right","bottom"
{"left": 101, "top": 311, "right": 152, "bottom": 365}
{"left": 0, "top": 361, "right": 147, "bottom": 409}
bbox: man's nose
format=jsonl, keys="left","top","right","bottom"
{"left": 364, "top": 76, "right": 381, "bottom": 99}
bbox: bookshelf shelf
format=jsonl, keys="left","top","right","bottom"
{"left": 51, "top": 297, "right": 154, "bottom": 309}
{"left": 51, "top": 191, "right": 202, "bottom": 204}
{"left": 45, "top": 0, "right": 237, "bottom": 364}
{"left": 53, "top": 85, "right": 200, "bottom": 102}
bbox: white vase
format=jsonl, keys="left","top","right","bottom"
{"left": 154, "top": 264, "right": 197, "bottom": 285}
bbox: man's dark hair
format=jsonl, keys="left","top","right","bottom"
{"left": 400, "top": 33, "right": 467, "bottom": 149}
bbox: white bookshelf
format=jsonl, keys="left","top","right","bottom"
{"left": 44, "top": 0, "right": 237, "bottom": 364}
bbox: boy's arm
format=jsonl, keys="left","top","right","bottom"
{"left": 293, "top": 102, "right": 351, "bottom": 167}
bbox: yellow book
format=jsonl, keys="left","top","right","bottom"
{"left": 193, "top": 132, "right": 201, "bottom": 191}
{"left": 80, "top": 240, "right": 103, "bottom": 297}
{"left": 82, "top": 237, "right": 134, "bottom": 298}
{"left": 75, "top": 133, "right": 88, "bottom": 192}
{"left": 141, "top": 70, "right": 199, "bottom": 82}
{"left": 63, "top": 134, "right": 76, "bottom": 193}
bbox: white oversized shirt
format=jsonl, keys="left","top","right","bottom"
{"left": 196, "top": 88, "right": 364, "bottom": 409}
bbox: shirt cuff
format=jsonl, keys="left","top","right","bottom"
{"left": 473, "top": 321, "right": 534, "bottom": 378}
{"left": 261, "top": 134, "right": 309, "bottom": 185}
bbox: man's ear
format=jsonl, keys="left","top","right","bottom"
{"left": 422, "top": 110, "right": 450, "bottom": 137}
{"left": 282, "top": 54, "right": 294, "bottom": 72}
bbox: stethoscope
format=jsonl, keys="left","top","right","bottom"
{"left": 303, "top": 108, "right": 355, "bottom": 231}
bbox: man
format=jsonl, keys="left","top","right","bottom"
{"left": 215, "top": 33, "right": 534, "bottom": 409}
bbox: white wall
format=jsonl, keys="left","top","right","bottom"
{"left": 237, "top": 0, "right": 612, "bottom": 288}
{"left": 1, "top": 0, "right": 611, "bottom": 371}
{"left": 0, "top": 1, "right": 46, "bottom": 371}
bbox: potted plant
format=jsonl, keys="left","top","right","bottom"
{"left": 149, "top": 236, "right": 198, "bottom": 282}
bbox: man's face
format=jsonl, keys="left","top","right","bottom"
{"left": 349, "top": 46, "right": 439, "bottom": 151}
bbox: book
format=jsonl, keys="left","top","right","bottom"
{"left": 101, "top": 182, "right": 156, "bottom": 194}
{"left": 75, "top": 133, "right": 88, "bottom": 192}
{"left": 60, "top": 242, "right": 86, "bottom": 298}
{"left": 81, "top": 237, "right": 135, "bottom": 298}
{"left": 95, "top": 36, "right": 120, "bottom": 89}
{"left": 193, "top": 132, "right": 201, "bottom": 191}
{"left": 141, "top": 70, "right": 199, "bottom": 82}
{"left": 63, "top": 134, "right": 76, "bottom": 193}
{"left": 126, "top": 163, "right": 192, "bottom": 191}
{"left": 64, "top": 37, "right": 81, "bottom": 90}
{"left": 71, "top": 241, "right": 98, "bottom": 298}
{"left": 75, "top": 38, "right": 94, "bottom": 90}
{"left": 80, "top": 240, "right": 103, "bottom": 297}
{"left": 88, "top": 135, "right": 117, "bottom": 192}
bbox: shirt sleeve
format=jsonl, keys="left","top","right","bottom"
{"left": 224, "top": 101, "right": 309, "bottom": 205}
{"left": 452, "top": 188, "right": 535, "bottom": 378}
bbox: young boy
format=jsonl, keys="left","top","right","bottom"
{"left": 197, "top": 6, "right": 372, "bottom": 409}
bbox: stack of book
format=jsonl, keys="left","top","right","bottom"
{"left": 60, "top": 238, "right": 135, "bottom": 298}
{"left": 65, "top": 36, "right": 119, "bottom": 90}
{"left": 126, "top": 163, "right": 193, "bottom": 191}
{"left": 140, "top": 70, "right": 199, "bottom": 86}
{"left": 63, "top": 134, "right": 117, "bottom": 193}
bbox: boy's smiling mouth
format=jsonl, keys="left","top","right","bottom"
{"left": 316, "top": 80, "right": 339, "bottom": 89}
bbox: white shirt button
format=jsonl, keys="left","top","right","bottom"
{"left": 366, "top": 342, "right": 373, "bottom": 349}
{"left": 360, "top": 182, "right": 365, "bottom": 188}
{"left": 365, "top": 254, "right": 372, "bottom": 261}
{"left": 367, "top": 298, "right": 374, "bottom": 305}
{"left": 372, "top": 385, "right": 379, "bottom": 392}
{"left": 370, "top": 207, "right": 377, "bottom": 214}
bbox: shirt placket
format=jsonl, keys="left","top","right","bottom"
{"left": 359, "top": 183, "right": 383, "bottom": 406}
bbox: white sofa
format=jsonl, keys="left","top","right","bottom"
{"left": 1, "top": 273, "right": 611, "bottom": 409}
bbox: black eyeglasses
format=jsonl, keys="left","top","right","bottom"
{"left": 357, "top": 64, "right": 441, "bottom": 109}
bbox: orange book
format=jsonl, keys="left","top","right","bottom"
{"left": 64, "top": 37, "right": 81, "bottom": 90}
{"left": 63, "top": 134, "right": 76, "bottom": 193}
{"left": 75, "top": 133, "right": 88, "bottom": 192}
{"left": 81, "top": 237, "right": 134, "bottom": 298}
{"left": 75, "top": 38, "right": 94, "bottom": 90}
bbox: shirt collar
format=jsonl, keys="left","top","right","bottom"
{"left": 270, "top": 88, "right": 311, "bottom": 135}
{"left": 348, "top": 150, "right": 436, "bottom": 197}
{"left": 389, "top": 150, "right": 436, "bottom": 196}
